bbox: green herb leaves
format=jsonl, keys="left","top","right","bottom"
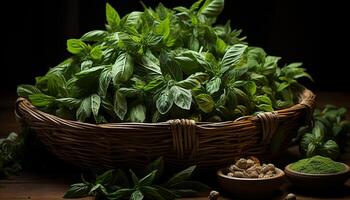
{"left": 63, "top": 157, "right": 209, "bottom": 200}
{"left": 106, "top": 3, "right": 120, "bottom": 31}
{"left": 67, "top": 39, "right": 88, "bottom": 54}
{"left": 221, "top": 44, "right": 247, "bottom": 73}
{"left": 112, "top": 53, "right": 134, "bottom": 83}
{"left": 76, "top": 97, "right": 92, "bottom": 122}
{"left": 17, "top": 0, "right": 311, "bottom": 123}
{"left": 206, "top": 77, "right": 221, "bottom": 94}
{"left": 195, "top": 94, "right": 215, "bottom": 113}
{"left": 298, "top": 105, "right": 350, "bottom": 160}
{"left": 28, "top": 94, "right": 55, "bottom": 107}
{"left": 81, "top": 30, "right": 107, "bottom": 42}
{"left": 171, "top": 86, "right": 192, "bottom": 110}
{"left": 63, "top": 183, "right": 92, "bottom": 198}
{"left": 128, "top": 104, "right": 146, "bottom": 123}
{"left": 17, "top": 85, "right": 41, "bottom": 98}
{"left": 91, "top": 94, "right": 101, "bottom": 121}
{"left": 114, "top": 91, "right": 127, "bottom": 120}
{"left": 199, "top": 0, "right": 225, "bottom": 18}
{"left": 156, "top": 89, "right": 174, "bottom": 115}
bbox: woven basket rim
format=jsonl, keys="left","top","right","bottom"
{"left": 14, "top": 88, "right": 316, "bottom": 170}
{"left": 15, "top": 87, "right": 315, "bottom": 129}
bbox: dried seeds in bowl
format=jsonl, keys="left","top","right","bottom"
{"left": 227, "top": 157, "right": 277, "bottom": 178}
{"left": 217, "top": 157, "right": 286, "bottom": 199}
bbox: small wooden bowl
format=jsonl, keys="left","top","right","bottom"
{"left": 284, "top": 163, "right": 350, "bottom": 190}
{"left": 217, "top": 168, "right": 286, "bottom": 199}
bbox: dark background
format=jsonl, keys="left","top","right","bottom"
{"left": 2, "top": 0, "right": 335, "bottom": 94}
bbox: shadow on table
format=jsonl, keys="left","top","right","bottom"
{"left": 216, "top": 189, "right": 286, "bottom": 200}
{"left": 288, "top": 184, "right": 350, "bottom": 199}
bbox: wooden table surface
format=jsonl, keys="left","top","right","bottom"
{"left": 1, "top": 91, "right": 350, "bottom": 200}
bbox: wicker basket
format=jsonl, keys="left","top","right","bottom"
{"left": 15, "top": 88, "right": 315, "bottom": 171}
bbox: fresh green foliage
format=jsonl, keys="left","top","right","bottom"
{"left": 289, "top": 155, "right": 347, "bottom": 174}
{"left": 0, "top": 133, "right": 23, "bottom": 178}
{"left": 17, "top": 0, "right": 311, "bottom": 123}
{"left": 298, "top": 105, "right": 350, "bottom": 159}
{"left": 63, "top": 157, "right": 209, "bottom": 200}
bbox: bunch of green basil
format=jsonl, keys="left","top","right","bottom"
{"left": 64, "top": 157, "right": 209, "bottom": 200}
{"left": 299, "top": 105, "right": 350, "bottom": 159}
{"left": 17, "top": 0, "right": 311, "bottom": 123}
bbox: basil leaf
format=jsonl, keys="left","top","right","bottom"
{"left": 81, "top": 60, "right": 93, "bottom": 71}
{"left": 106, "top": 3, "right": 120, "bottom": 30}
{"left": 119, "top": 88, "right": 139, "bottom": 97}
{"left": 306, "top": 143, "right": 317, "bottom": 157}
{"left": 170, "top": 86, "right": 192, "bottom": 110}
{"left": 17, "top": 85, "right": 41, "bottom": 98}
{"left": 81, "top": 30, "right": 107, "bottom": 42}
{"left": 122, "top": 11, "right": 143, "bottom": 27}
{"left": 190, "top": 0, "right": 204, "bottom": 12}
{"left": 128, "top": 104, "right": 146, "bottom": 123}
{"left": 164, "top": 166, "right": 196, "bottom": 187}
{"left": 199, "top": 0, "right": 225, "bottom": 18}
{"left": 139, "top": 170, "right": 158, "bottom": 186}
{"left": 140, "top": 53, "right": 162, "bottom": 76}
{"left": 95, "top": 169, "right": 114, "bottom": 185}
{"left": 206, "top": 77, "right": 221, "bottom": 94}
{"left": 63, "top": 183, "right": 91, "bottom": 198}
{"left": 174, "top": 51, "right": 207, "bottom": 75}
{"left": 28, "top": 94, "right": 55, "bottom": 107}
{"left": 75, "top": 66, "right": 104, "bottom": 79}
{"left": 56, "top": 98, "right": 81, "bottom": 108}
{"left": 156, "top": 17, "right": 170, "bottom": 39}
{"left": 244, "top": 81, "right": 256, "bottom": 96}
{"left": 146, "top": 34, "right": 163, "bottom": 47}
{"left": 67, "top": 39, "right": 87, "bottom": 54}
{"left": 112, "top": 52, "right": 134, "bottom": 83}
{"left": 89, "top": 183, "right": 108, "bottom": 195}
{"left": 321, "top": 140, "right": 339, "bottom": 160}
{"left": 156, "top": 89, "right": 174, "bottom": 114}
{"left": 36, "top": 73, "right": 67, "bottom": 97}
{"left": 113, "top": 91, "right": 127, "bottom": 120}
{"left": 220, "top": 44, "right": 247, "bottom": 73}
{"left": 255, "top": 95, "right": 272, "bottom": 105}
{"left": 90, "top": 94, "right": 101, "bottom": 122}
{"left": 277, "top": 82, "right": 289, "bottom": 92}
{"left": 144, "top": 77, "right": 164, "bottom": 93}
{"left": 215, "top": 37, "right": 227, "bottom": 54}
{"left": 257, "top": 104, "right": 273, "bottom": 112}
{"left": 76, "top": 96, "right": 92, "bottom": 122}
{"left": 176, "top": 72, "right": 208, "bottom": 89}
{"left": 98, "top": 69, "right": 112, "bottom": 97}
{"left": 195, "top": 94, "right": 214, "bottom": 113}
{"left": 90, "top": 46, "right": 103, "bottom": 60}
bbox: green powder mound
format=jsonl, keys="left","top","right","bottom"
{"left": 290, "top": 155, "right": 347, "bottom": 174}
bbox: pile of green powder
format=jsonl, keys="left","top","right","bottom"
{"left": 289, "top": 155, "right": 347, "bottom": 174}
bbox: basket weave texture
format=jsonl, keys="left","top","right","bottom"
{"left": 15, "top": 88, "right": 315, "bottom": 171}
